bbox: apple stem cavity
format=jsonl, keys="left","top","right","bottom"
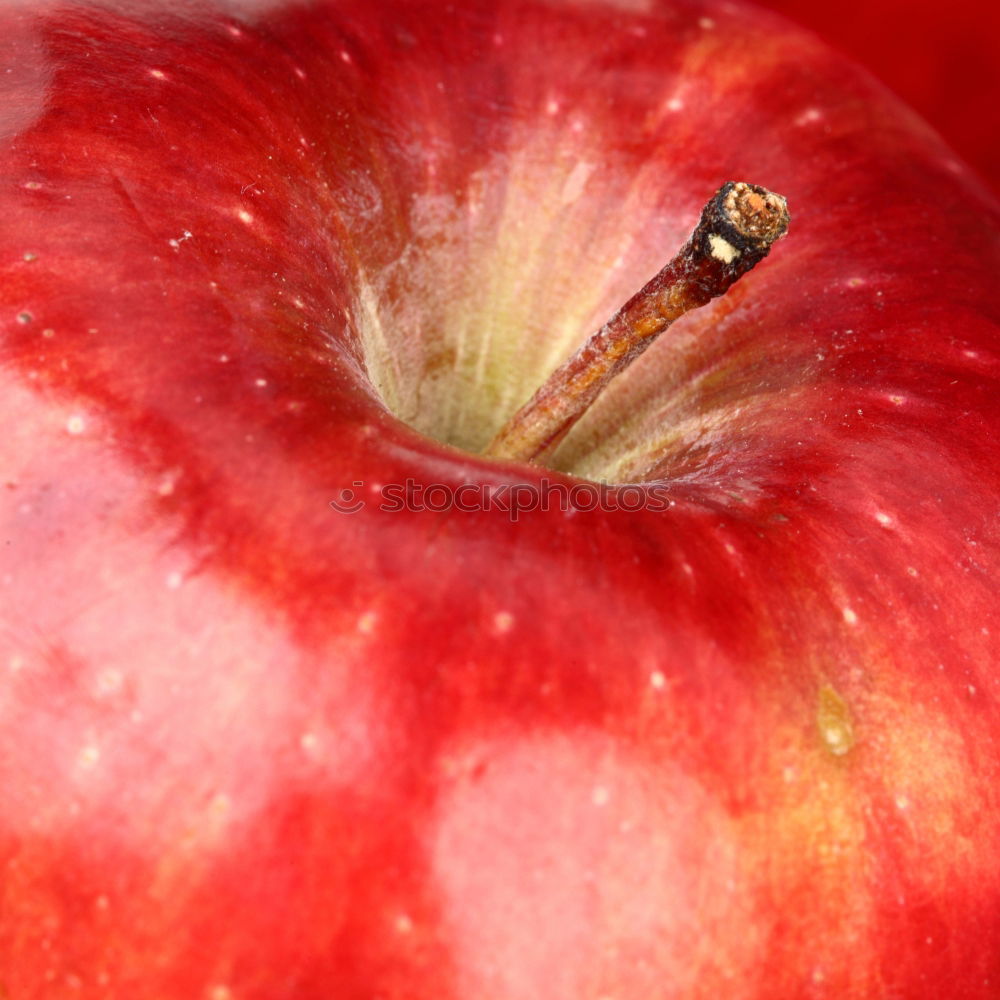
{"left": 482, "top": 182, "right": 790, "bottom": 465}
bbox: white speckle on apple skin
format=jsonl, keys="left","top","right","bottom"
{"left": 649, "top": 670, "right": 666, "bottom": 690}
{"left": 819, "top": 724, "right": 852, "bottom": 756}
{"left": 395, "top": 913, "right": 414, "bottom": 934}
{"left": 698, "top": 16, "right": 715, "bottom": 29}
{"left": 560, "top": 161, "right": 595, "bottom": 206}
{"left": 842, "top": 606, "right": 858, "bottom": 626}
{"left": 156, "top": 468, "right": 181, "bottom": 496}
{"left": 148, "top": 68, "right": 167, "bottom": 80}
{"left": 236, "top": 208, "right": 254, "bottom": 224}
{"left": 165, "top": 570, "right": 184, "bottom": 590}
{"left": 168, "top": 230, "right": 192, "bottom": 250}
{"left": 665, "top": 96, "right": 684, "bottom": 112}
{"left": 8, "top": 654, "right": 25, "bottom": 673}
{"left": 357, "top": 610, "right": 378, "bottom": 634}
{"left": 94, "top": 668, "right": 123, "bottom": 697}
{"left": 77, "top": 744, "right": 101, "bottom": 769}
{"left": 493, "top": 610, "right": 515, "bottom": 634}
{"left": 66, "top": 415, "right": 86, "bottom": 435}
{"left": 254, "top": 378, "right": 268, "bottom": 388}
{"left": 795, "top": 107, "right": 823, "bottom": 126}
{"left": 591, "top": 785, "right": 610, "bottom": 807}
{"left": 873, "top": 511, "right": 893, "bottom": 527}
{"left": 299, "top": 731, "right": 319, "bottom": 756}
{"left": 208, "top": 985, "right": 233, "bottom": 1000}
{"left": 545, "top": 98, "right": 560, "bottom": 115}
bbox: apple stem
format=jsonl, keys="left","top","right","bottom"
{"left": 482, "top": 181, "right": 790, "bottom": 465}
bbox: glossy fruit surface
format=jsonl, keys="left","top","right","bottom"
{"left": 759, "top": 0, "right": 1000, "bottom": 192}
{"left": 1, "top": 0, "right": 999, "bottom": 998}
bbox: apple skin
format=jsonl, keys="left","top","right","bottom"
{"left": 756, "top": 0, "right": 1000, "bottom": 195}
{"left": 1, "top": 0, "right": 999, "bottom": 997}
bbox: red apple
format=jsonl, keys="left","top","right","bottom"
{"left": 1, "top": 0, "right": 999, "bottom": 998}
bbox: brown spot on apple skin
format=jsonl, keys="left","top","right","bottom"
{"left": 817, "top": 683, "right": 855, "bottom": 757}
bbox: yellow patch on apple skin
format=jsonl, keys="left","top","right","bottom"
{"left": 740, "top": 740, "right": 874, "bottom": 996}
{"left": 817, "top": 682, "right": 855, "bottom": 757}
{"left": 866, "top": 686, "right": 986, "bottom": 851}
{"left": 798, "top": 664, "right": 997, "bottom": 936}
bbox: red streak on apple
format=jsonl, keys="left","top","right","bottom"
{"left": 0, "top": 0, "right": 999, "bottom": 998}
